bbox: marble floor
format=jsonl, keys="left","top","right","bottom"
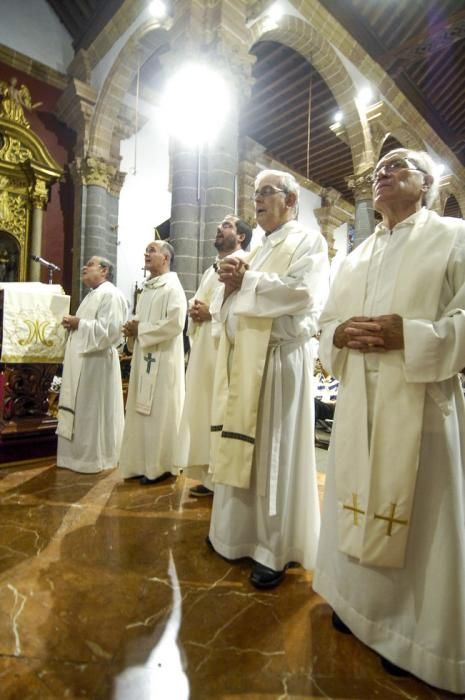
{"left": 0, "top": 455, "right": 460, "bottom": 700}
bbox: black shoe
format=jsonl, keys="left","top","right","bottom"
{"left": 140, "top": 472, "right": 171, "bottom": 485}
{"left": 331, "top": 611, "right": 352, "bottom": 635}
{"left": 380, "top": 657, "right": 410, "bottom": 678}
{"left": 205, "top": 535, "right": 214, "bottom": 551}
{"left": 249, "top": 562, "right": 285, "bottom": 589}
{"left": 189, "top": 484, "right": 213, "bottom": 497}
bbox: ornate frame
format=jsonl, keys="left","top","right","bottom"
{"left": 0, "top": 115, "right": 62, "bottom": 281}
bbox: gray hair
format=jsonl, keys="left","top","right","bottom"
{"left": 256, "top": 169, "right": 300, "bottom": 218}
{"left": 159, "top": 240, "right": 175, "bottom": 267}
{"left": 96, "top": 256, "right": 114, "bottom": 282}
{"left": 381, "top": 148, "right": 439, "bottom": 208}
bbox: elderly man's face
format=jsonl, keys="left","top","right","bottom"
{"left": 254, "top": 173, "right": 289, "bottom": 233}
{"left": 144, "top": 241, "right": 167, "bottom": 277}
{"left": 81, "top": 256, "right": 107, "bottom": 289}
{"left": 372, "top": 153, "right": 428, "bottom": 212}
{"left": 215, "top": 217, "right": 242, "bottom": 254}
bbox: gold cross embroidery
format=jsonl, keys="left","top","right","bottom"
{"left": 374, "top": 503, "right": 408, "bottom": 536}
{"left": 343, "top": 493, "right": 365, "bottom": 526}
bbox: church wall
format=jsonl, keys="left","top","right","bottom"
{"left": 0, "top": 0, "right": 73, "bottom": 74}
{"left": 117, "top": 106, "right": 171, "bottom": 307}
{"left": 0, "top": 61, "right": 76, "bottom": 291}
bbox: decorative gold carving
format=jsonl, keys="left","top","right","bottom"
{"left": 0, "top": 111, "right": 62, "bottom": 280}
{"left": 31, "top": 179, "right": 49, "bottom": 210}
{"left": 346, "top": 171, "right": 374, "bottom": 200}
{"left": 0, "top": 134, "right": 32, "bottom": 163}
{"left": 0, "top": 77, "right": 42, "bottom": 128}
{"left": 76, "top": 155, "right": 125, "bottom": 195}
{"left": 109, "top": 169, "right": 126, "bottom": 197}
{"left": 0, "top": 177, "right": 27, "bottom": 239}
{"left": 82, "top": 156, "right": 117, "bottom": 189}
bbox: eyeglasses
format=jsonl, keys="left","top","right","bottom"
{"left": 372, "top": 157, "right": 427, "bottom": 182}
{"left": 253, "top": 186, "right": 287, "bottom": 200}
{"left": 217, "top": 221, "right": 235, "bottom": 231}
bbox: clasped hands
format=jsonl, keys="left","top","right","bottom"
{"left": 123, "top": 320, "right": 139, "bottom": 338}
{"left": 334, "top": 314, "right": 404, "bottom": 352}
{"left": 189, "top": 299, "right": 211, "bottom": 324}
{"left": 217, "top": 257, "right": 249, "bottom": 296}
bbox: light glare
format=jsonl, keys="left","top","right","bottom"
{"left": 163, "top": 64, "right": 230, "bottom": 146}
{"left": 357, "top": 86, "right": 373, "bottom": 106}
{"left": 149, "top": 0, "right": 167, "bottom": 19}
{"left": 334, "top": 110, "right": 343, "bottom": 123}
{"left": 267, "top": 2, "right": 284, "bottom": 22}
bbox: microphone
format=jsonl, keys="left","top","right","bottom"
{"left": 30, "top": 255, "right": 61, "bottom": 271}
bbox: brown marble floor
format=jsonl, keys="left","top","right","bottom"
{"left": 0, "top": 460, "right": 460, "bottom": 700}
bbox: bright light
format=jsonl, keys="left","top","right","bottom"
{"left": 434, "top": 163, "right": 446, "bottom": 177}
{"left": 162, "top": 63, "right": 230, "bottom": 146}
{"left": 149, "top": 0, "right": 167, "bottom": 19}
{"left": 357, "top": 86, "right": 373, "bottom": 106}
{"left": 267, "top": 2, "right": 284, "bottom": 22}
{"left": 334, "top": 110, "right": 343, "bottom": 123}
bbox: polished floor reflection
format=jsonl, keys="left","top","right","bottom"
{"left": 0, "top": 459, "right": 459, "bottom": 699}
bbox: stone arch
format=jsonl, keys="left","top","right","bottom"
{"left": 247, "top": 14, "right": 371, "bottom": 172}
{"left": 443, "top": 193, "right": 462, "bottom": 218}
{"left": 88, "top": 19, "right": 171, "bottom": 162}
{"left": 439, "top": 175, "right": 465, "bottom": 219}
{"left": 376, "top": 128, "right": 426, "bottom": 161}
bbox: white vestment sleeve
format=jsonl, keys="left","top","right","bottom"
{"left": 318, "top": 287, "right": 349, "bottom": 379}
{"left": 209, "top": 284, "right": 227, "bottom": 324}
{"left": 403, "top": 239, "right": 465, "bottom": 383}
{"left": 78, "top": 291, "right": 127, "bottom": 354}
{"left": 137, "top": 289, "right": 185, "bottom": 349}
{"left": 234, "top": 237, "right": 328, "bottom": 319}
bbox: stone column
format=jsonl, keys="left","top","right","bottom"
{"left": 70, "top": 156, "right": 125, "bottom": 300}
{"left": 56, "top": 77, "right": 97, "bottom": 305}
{"left": 169, "top": 143, "right": 203, "bottom": 297}
{"left": 346, "top": 171, "right": 375, "bottom": 248}
{"left": 314, "top": 188, "right": 354, "bottom": 260}
{"left": 203, "top": 105, "right": 240, "bottom": 266}
{"left": 28, "top": 179, "right": 49, "bottom": 281}
{"left": 237, "top": 137, "right": 266, "bottom": 229}
{"left": 166, "top": 0, "right": 254, "bottom": 293}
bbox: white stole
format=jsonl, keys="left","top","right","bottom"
{"left": 133, "top": 276, "right": 166, "bottom": 415}
{"left": 210, "top": 228, "right": 305, "bottom": 489}
{"left": 332, "top": 209, "right": 456, "bottom": 567}
{"left": 57, "top": 289, "right": 100, "bottom": 440}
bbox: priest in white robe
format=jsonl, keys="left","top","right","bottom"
{"left": 176, "top": 215, "right": 252, "bottom": 497}
{"left": 313, "top": 148, "right": 465, "bottom": 694}
{"left": 119, "top": 241, "right": 187, "bottom": 485}
{"left": 57, "top": 256, "right": 128, "bottom": 473}
{"left": 208, "top": 169, "right": 329, "bottom": 589}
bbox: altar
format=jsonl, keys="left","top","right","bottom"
{"left": 0, "top": 282, "right": 69, "bottom": 463}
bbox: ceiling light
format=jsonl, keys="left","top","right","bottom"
{"left": 357, "top": 86, "right": 373, "bottom": 106}
{"left": 149, "top": 0, "right": 167, "bottom": 19}
{"left": 162, "top": 63, "right": 230, "bottom": 146}
{"left": 334, "top": 110, "right": 343, "bottom": 123}
{"left": 267, "top": 2, "right": 284, "bottom": 22}
{"left": 435, "top": 163, "right": 445, "bottom": 177}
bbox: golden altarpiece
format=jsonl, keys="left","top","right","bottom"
{"left": 0, "top": 78, "right": 64, "bottom": 462}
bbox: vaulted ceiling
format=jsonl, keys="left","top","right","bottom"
{"left": 46, "top": 0, "right": 465, "bottom": 211}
